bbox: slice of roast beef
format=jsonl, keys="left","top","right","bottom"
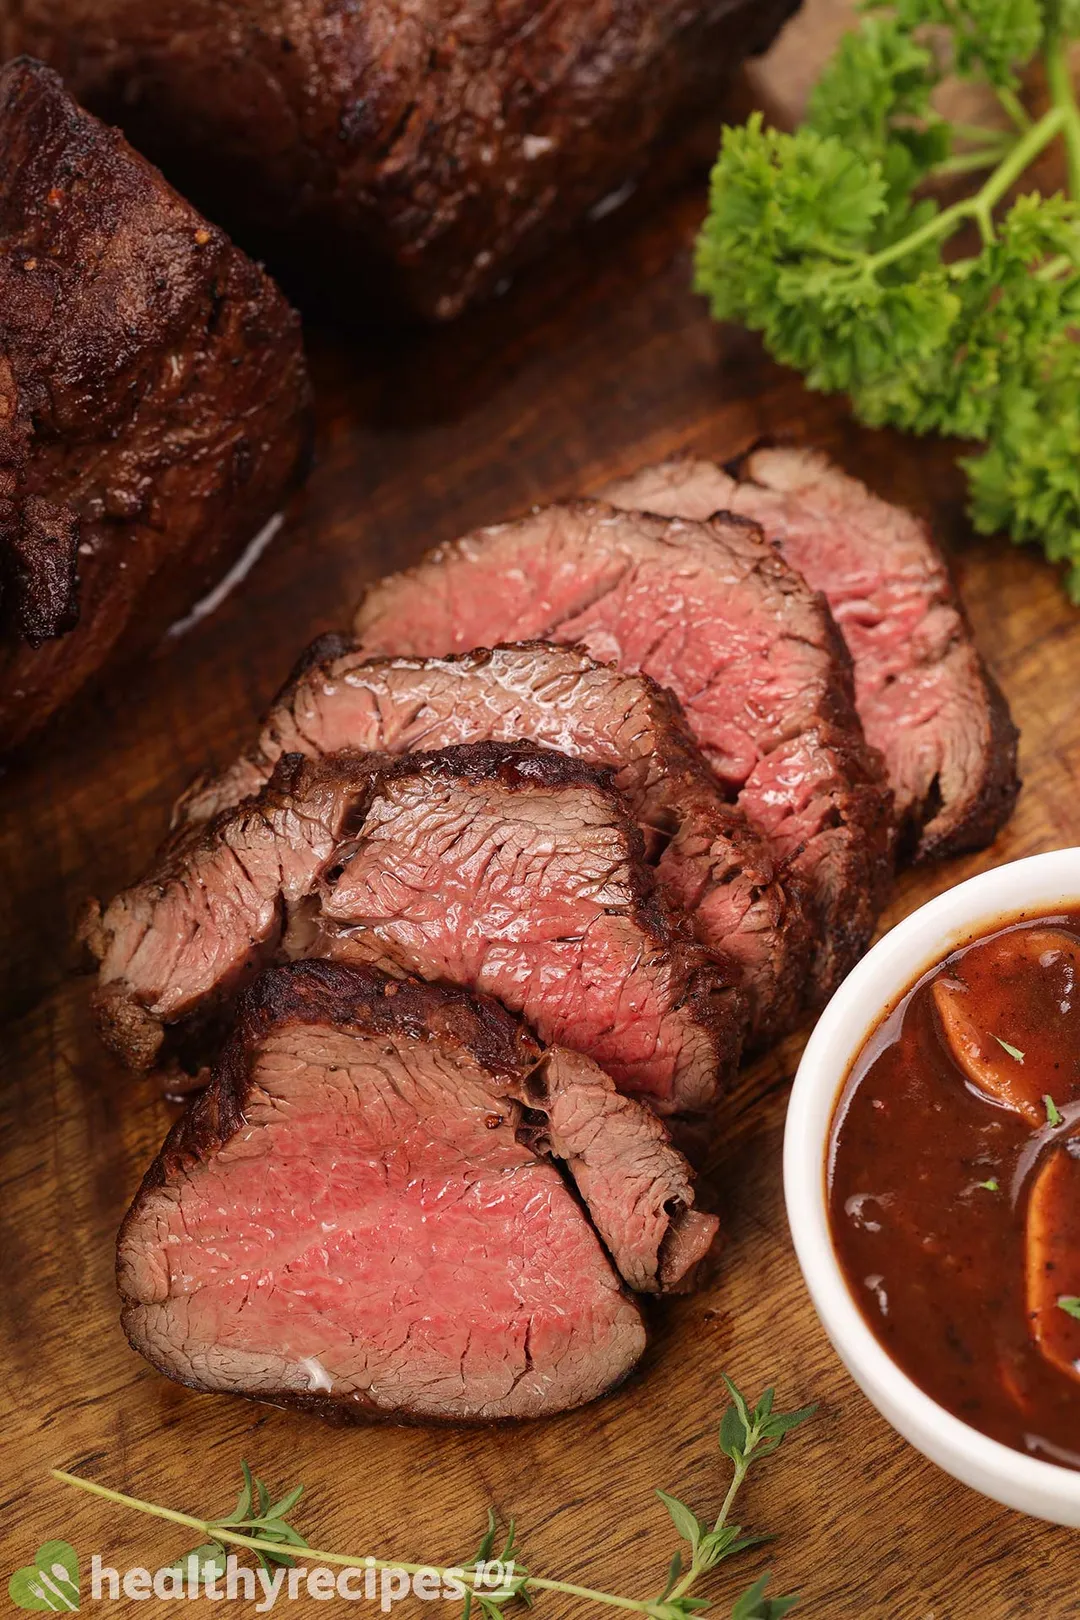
{"left": 85, "top": 743, "right": 741, "bottom": 1113}
{"left": 600, "top": 449, "right": 1019, "bottom": 862}
{"left": 118, "top": 960, "right": 667, "bottom": 1423}
{"left": 315, "top": 741, "right": 741, "bottom": 1113}
{"left": 175, "top": 639, "right": 805, "bottom": 1043}
{"left": 516, "top": 1045, "right": 718, "bottom": 1294}
{"left": 352, "top": 502, "right": 894, "bottom": 1008}
{"left": 81, "top": 752, "right": 363, "bottom": 1073}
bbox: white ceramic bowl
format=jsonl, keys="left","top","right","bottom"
{"left": 784, "top": 848, "right": 1080, "bottom": 1525}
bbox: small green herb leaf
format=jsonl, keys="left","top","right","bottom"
{"left": 265, "top": 1484, "right": 305, "bottom": 1521}
{"left": 461, "top": 1510, "right": 500, "bottom": 1620}
{"left": 719, "top": 1403, "right": 748, "bottom": 1465}
{"left": 244, "top": 1519, "right": 308, "bottom": 1548}
{"left": 656, "top": 1492, "right": 704, "bottom": 1551}
{"left": 722, "top": 1373, "right": 752, "bottom": 1426}
{"left": 1045, "top": 1095, "right": 1064, "bottom": 1126}
{"left": 696, "top": 1527, "right": 770, "bottom": 1571}
{"left": 650, "top": 1599, "right": 712, "bottom": 1620}
{"left": 994, "top": 1037, "right": 1025, "bottom": 1062}
{"left": 659, "top": 1551, "right": 683, "bottom": 1601}
{"left": 1058, "top": 1295, "right": 1080, "bottom": 1320}
{"left": 730, "top": 1571, "right": 800, "bottom": 1620}
{"left": 165, "top": 1542, "right": 228, "bottom": 1578}
{"left": 758, "top": 1406, "right": 817, "bottom": 1443}
{"left": 233, "top": 1462, "right": 254, "bottom": 1523}
{"left": 475, "top": 1509, "right": 499, "bottom": 1562}
{"left": 975, "top": 1178, "right": 1000, "bottom": 1192}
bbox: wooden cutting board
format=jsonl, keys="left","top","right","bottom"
{"left": 4, "top": 5, "right": 1080, "bottom": 1615}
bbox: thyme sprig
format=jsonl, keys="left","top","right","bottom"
{"left": 653, "top": 1377, "right": 816, "bottom": 1619}
{"left": 460, "top": 1512, "right": 531, "bottom": 1620}
{"left": 52, "top": 1375, "right": 815, "bottom": 1619}
{"left": 164, "top": 1460, "right": 309, "bottom": 1577}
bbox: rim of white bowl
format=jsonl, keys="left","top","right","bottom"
{"left": 784, "top": 848, "right": 1080, "bottom": 1512}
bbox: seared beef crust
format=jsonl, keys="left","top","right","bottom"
{"left": 0, "top": 58, "right": 311, "bottom": 748}
{"left": 3, "top": 0, "right": 801, "bottom": 320}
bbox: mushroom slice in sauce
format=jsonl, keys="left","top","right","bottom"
{"left": 932, "top": 976, "right": 1045, "bottom": 1124}
{"left": 932, "top": 927, "right": 1080, "bottom": 1125}
{"left": 1026, "top": 1140, "right": 1080, "bottom": 1384}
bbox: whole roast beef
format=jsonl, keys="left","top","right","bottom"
{"left": 118, "top": 960, "right": 718, "bottom": 1422}
{"left": 3, "top": 1, "right": 802, "bottom": 320}
{"left": 600, "top": 449, "right": 1020, "bottom": 862}
{"left": 176, "top": 639, "right": 805, "bottom": 1044}
{"left": 352, "top": 502, "right": 895, "bottom": 1009}
{"left": 0, "top": 59, "right": 311, "bottom": 749}
{"left": 85, "top": 743, "right": 742, "bottom": 1114}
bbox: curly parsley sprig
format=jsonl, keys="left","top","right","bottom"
{"left": 51, "top": 1375, "right": 815, "bottom": 1620}
{"left": 695, "top": 0, "right": 1080, "bottom": 598}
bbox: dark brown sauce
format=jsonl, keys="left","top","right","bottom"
{"left": 829, "top": 910, "right": 1080, "bottom": 1468}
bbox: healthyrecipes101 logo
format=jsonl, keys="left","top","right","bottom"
{"left": 9, "top": 1543, "right": 520, "bottom": 1611}
{"left": 9, "top": 1542, "right": 80, "bottom": 1611}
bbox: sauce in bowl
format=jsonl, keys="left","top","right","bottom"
{"left": 830, "top": 911, "right": 1080, "bottom": 1467}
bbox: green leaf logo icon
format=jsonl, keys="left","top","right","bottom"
{"left": 8, "top": 1542, "right": 79, "bottom": 1611}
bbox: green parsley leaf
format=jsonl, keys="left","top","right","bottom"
{"left": 1058, "top": 1295, "right": 1080, "bottom": 1319}
{"left": 695, "top": 0, "right": 1080, "bottom": 596}
{"left": 1045, "top": 1094, "right": 1065, "bottom": 1126}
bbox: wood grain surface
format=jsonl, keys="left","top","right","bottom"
{"left": 4, "top": 5, "right": 1080, "bottom": 1616}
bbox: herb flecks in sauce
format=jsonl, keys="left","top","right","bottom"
{"left": 831, "top": 915, "right": 1080, "bottom": 1466}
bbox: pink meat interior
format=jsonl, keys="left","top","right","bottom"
{"left": 321, "top": 769, "right": 720, "bottom": 1109}
{"left": 119, "top": 1023, "right": 644, "bottom": 1421}
{"left": 355, "top": 508, "right": 821, "bottom": 794}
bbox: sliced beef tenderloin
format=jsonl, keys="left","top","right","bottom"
{"left": 85, "top": 743, "right": 741, "bottom": 1113}
{"left": 80, "top": 752, "right": 362, "bottom": 1073}
{"left": 118, "top": 960, "right": 664, "bottom": 1423}
{"left": 176, "top": 639, "right": 804, "bottom": 1044}
{"left": 352, "top": 502, "right": 894, "bottom": 1008}
{"left": 600, "top": 449, "right": 1019, "bottom": 862}
{"left": 518, "top": 1046, "right": 718, "bottom": 1294}
{"left": 316, "top": 741, "right": 741, "bottom": 1114}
